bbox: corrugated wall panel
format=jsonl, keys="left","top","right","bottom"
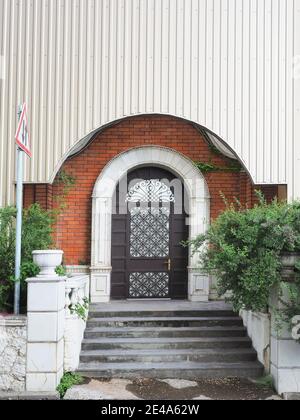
{"left": 0, "top": 0, "right": 300, "bottom": 206}
{"left": 293, "top": 0, "right": 300, "bottom": 199}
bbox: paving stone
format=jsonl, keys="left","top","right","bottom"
{"left": 265, "top": 395, "right": 283, "bottom": 401}
{"left": 159, "top": 379, "right": 198, "bottom": 389}
{"left": 64, "top": 379, "right": 139, "bottom": 400}
{"left": 282, "top": 393, "right": 300, "bottom": 400}
{"left": 193, "top": 395, "right": 212, "bottom": 400}
{"left": 0, "top": 392, "right": 59, "bottom": 400}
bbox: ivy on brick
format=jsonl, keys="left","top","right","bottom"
{"left": 54, "top": 170, "right": 76, "bottom": 211}
{"left": 194, "top": 161, "right": 242, "bottom": 174}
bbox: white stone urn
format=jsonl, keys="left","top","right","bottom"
{"left": 32, "top": 250, "right": 64, "bottom": 277}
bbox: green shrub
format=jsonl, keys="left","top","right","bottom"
{"left": 57, "top": 372, "right": 83, "bottom": 399}
{"left": 187, "top": 193, "right": 300, "bottom": 313}
{"left": 55, "top": 265, "right": 67, "bottom": 277}
{"left": 0, "top": 203, "right": 55, "bottom": 312}
{"left": 276, "top": 279, "right": 300, "bottom": 339}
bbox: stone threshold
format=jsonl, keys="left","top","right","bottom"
{"left": 283, "top": 393, "right": 300, "bottom": 400}
{"left": 0, "top": 315, "right": 27, "bottom": 327}
{"left": 0, "top": 392, "right": 59, "bottom": 400}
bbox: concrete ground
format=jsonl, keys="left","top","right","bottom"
{"left": 64, "top": 377, "right": 281, "bottom": 401}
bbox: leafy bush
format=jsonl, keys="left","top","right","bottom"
{"left": 187, "top": 193, "right": 300, "bottom": 313}
{"left": 57, "top": 372, "right": 83, "bottom": 399}
{"left": 70, "top": 297, "right": 90, "bottom": 322}
{"left": 55, "top": 265, "right": 67, "bottom": 277}
{"left": 0, "top": 204, "right": 55, "bottom": 312}
{"left": 0, "top": 207, "right": 17, "bottom": 297}
{"left": 276, "top": 279, "right": 300, "bottom": 338}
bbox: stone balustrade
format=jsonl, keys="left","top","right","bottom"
{"left": 64, "top": 275, "right": 90, "bottom": 372}
{"left": 65, "top": 275, "right": 89, "bottom": 317}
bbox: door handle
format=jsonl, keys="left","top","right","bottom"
{"left": 164, "top": 259, "right": 171, "bottom": 271}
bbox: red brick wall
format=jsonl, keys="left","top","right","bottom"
{"left": 23, "top": 184, "right": 53, "bottom": 210}
{"left": 23, "top": 115, "right": 279, "bottom": 265}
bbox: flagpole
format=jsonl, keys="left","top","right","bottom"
{"left": 14, "top": 105, "right": 24, "bottom": 315}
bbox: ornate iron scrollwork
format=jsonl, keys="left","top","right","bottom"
{"left": 126, "top": 179, "right": 175, "bottom": 203}
{"left": 129, "top": 272, "right": 169, "bottom": 298}
{"left": 129, "top": 207, "right": 170, "bottom": 258}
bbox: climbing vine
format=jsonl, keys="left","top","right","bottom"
{"left": 54, "top": 170, "right": 76, "bottom": 211}
{"left": 193, "top": 142, "right": 242, "bottom": 174}
{"left": 194, "top": 161, "right": 242, "bottom": 174}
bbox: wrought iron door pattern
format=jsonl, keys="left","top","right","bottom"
{"left": 126, "top": 179, "right": 174, "bottom": 298}
{"left": 129, "top": 207, "right": 170, "bottom": 258}
{"left": 129, "top": 272, "right": 169, "bottom": 298}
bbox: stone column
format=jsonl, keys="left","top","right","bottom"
{"left": 26, "top": 264, "right": 66, "bottom": 392}
{"left": 188, "top": 196, "right": 210, "bottom": 302}
{"left": 90, "top": 196, "right": 112, "bottom": 303}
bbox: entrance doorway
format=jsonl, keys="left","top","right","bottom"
{"left": 111, "top": 167, "right": 189, "bottom": 300}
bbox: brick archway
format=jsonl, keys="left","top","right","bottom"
{"left": 91, "top": 146, "right": 211, "bottom": 303}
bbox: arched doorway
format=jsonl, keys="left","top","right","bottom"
{"left": 111, "top": 166, "right": 189, "bottom": 300}
{"left": 90, "top": 146, "right": 211, "bottom": 303}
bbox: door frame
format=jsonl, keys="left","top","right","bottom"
{"left": 111, "top": 166, "right": 189, "bottom": 300}
{"left": 90, "top": 146, "right": 211, "bottom": 303}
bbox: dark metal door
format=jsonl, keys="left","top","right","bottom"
{"left": 111, "top": 167, "right": 188, "bottom": 300}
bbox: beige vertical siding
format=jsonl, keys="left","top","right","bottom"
{"left": 0, "top": 0, "right": 300, "bottom": 206}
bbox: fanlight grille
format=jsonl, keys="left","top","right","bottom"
{"left": 126, "top": 179, "right": 175, "bottom": 203}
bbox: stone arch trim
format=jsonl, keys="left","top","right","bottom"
{"left": 90, "top": 146, "right": 211, "bottom": 303}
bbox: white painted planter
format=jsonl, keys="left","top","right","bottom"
{"left": 32, "top": 250, "right": 64, "bottom": 277}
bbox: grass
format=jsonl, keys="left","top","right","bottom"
{"left": 254, "top": 375, "right": 275, "bottom": 390}
{"left": 57, "top": 372, "right": 84, "bottom": 399}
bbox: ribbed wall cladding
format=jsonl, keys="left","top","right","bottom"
{"left": 0, "top": 0, "right": 300, "bottom": 206}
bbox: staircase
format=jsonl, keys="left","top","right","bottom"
{"left": 77, "top": 302, "right": 264, "bottom": 380}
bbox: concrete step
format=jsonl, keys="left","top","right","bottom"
{"left": 77, "top": 361, "right": 264, "bottom": 380}
{"left": 86, "top": 316, "right": 243, "bottom": 328}
{"left": 84, "top": 326, "right": 247, "bottom": 339}
{"left": 81, "top": 336, "right": 252, "bottom": 351}
{"left": 88, "top": 309, "right": 237, "bottom": 318}
{"left": 80, "top": 348, "right": 258, "bottom": 364}
{"left": 78, "top": 303, "right": 262, "bottom": 380}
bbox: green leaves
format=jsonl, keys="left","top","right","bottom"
{"left": 188, "top": 197, "right": 300, "bottom": 313}
{"left": 57, "top": 372, "right": 83, "bottom": 399}
{"left": 276, "top": 279, "right": 300, "bottom": 338}
{"left": 0, "top": 204, "right": 54, "bottom": 312}
{"left": 70, "top": 298, "right": 90, "bottom": 322}
{"left": 55, "top": 265, "right": 67, "bottom": 276}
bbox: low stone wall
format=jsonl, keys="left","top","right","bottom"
{"left": 240, "top": 310, "right": 271, "bottom": 372}
{"left": 270, "top": 287, "right": 300, "bottom": 395}
{"left": 64, "top": 316, "right": 86, "bottom": 372}
{"left": 0, "top": 316, "right": 27, "bottom": 392}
